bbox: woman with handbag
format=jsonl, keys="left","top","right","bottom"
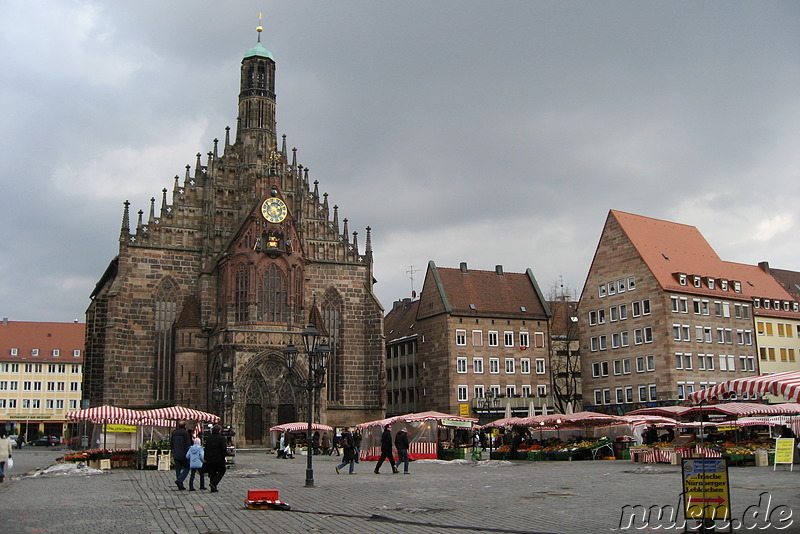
{"left": 0, "top": 430, "right": 12, "bottom": 482}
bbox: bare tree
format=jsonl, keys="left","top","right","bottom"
{"left": 547, "top": 280, "right": 581, "bottom": 414}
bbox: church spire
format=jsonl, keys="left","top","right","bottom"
{"left": 236, "top": 13, "right": 277, "bottom": 161}
{"left": 120, "top": 200, "right": 130, "bottom": 241}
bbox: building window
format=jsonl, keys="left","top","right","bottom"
{"left": 504, "top": 332, "right": 514, "bottom": 347}
{"left": 638, "top": 386, "right": 647, "bottom": 402}
{"left": 649, "top": 384, "right": 657, "bottom": 401}
{"left": 634, "top": 329, "right": 643, "bottom": 345}
{"left": 618, "top": 279, "right": 626, "bottom": 293}
{"left": 457, "top": 385, "right": 468, "bottom": 402}
{"left": 505, "top": 358, "right": 515, "bottom": 374}
{"left": 474, "top": 385, "right": 484, "bottom": 399}
{"left": 601, "top": 361, "right": 609, "bottom": 377}
{"left": 628, "top": 277, "right": 636, "bottom": 290}
{"left": 610, "top": 306, "right": 619, "bottom": 322}
{"left": 507, "top": 385, "right": 517, "bottom": 397}
{"left": 473, "top": 358, "right": 484, "bottom": 374}
{"left": 594, "top": 390, "right": 603, "bottom": 405}
{"left": 598, "top": 284, "right": 607, "bottom": 298}
{"left": 52, "top": 349, "right": 60, "bottom": 357}
{"left": 599, "top": 335, "right": 607, "bottom": 350}
{"left": 457, "top": 357, "right": 467, "bottom": 373}
{"left": 592, "top": 362, "right": 601, "bottom": 377}
{"left": 519, "top": 332, "right": 529, "bottom": 348}
{"left": 646, "top": 355, "right": 655, "bottom": 371}
{"left": 677, "top": 383, "right": 686, "bottom": 401}
{"left": 619, "top": 304, "right": 627, "bottom": 320}
{"left": 644, "top": 327, "right": 653, "bottom": 343}
{"left": 488, "top": 331, "right": 499, "bottom": 347}
{"left": 589, "top": 311, "right": 597, "bottom": 326}
{"left": 603, "top": 389, "right": 611, "bottom": 404}
{"left": 456, "top": 329, "right": 467, "bottom": 346}
{"left": 534, "top": 332, "right": 545, "bottom": 348}
{"left": 472, "top": 330, "right": 483, "bottom": 347}
{"left": 642, "top": 300, "right": 651, "bottom": 315}
{"left": 598, "top": 309, "right": 606, "bottom": 324}
{"left": 616, "top": 388, "right": 624, "bottom": 404}
{"left": 535, "top": 358, "right": 546, "bottom": 374}
{"left": 608, "top": 282, "right": 616, "bottom": 295}
{"left": 636, "top": 356, "right": 644, "bottom": 373}
{"left": 623, "top": 358, "right": 631, "bottom": 374}
{"left": 621, "top": 331, "right": 629, "bottom": 347}
{"left": 520, "top": 358, "right": 531, "bottom": 374}
{"left": 521, "top": 385, "right": 532, "bottom": 398}
{"left": 612, "top": 333, "right": 620, "bottom": 349}
{"left": 537, "top": 384, "right": 547, "bottom": 397}
{"left": 489, "top": 358, "right": 500, "bottom": 374}
{"left": 590, "top": 337, "right": 599, "bottom": 352}
{"left": 632, "top": 301, "right": 641, "bottom": 317}
{"left": 625, "top": 386, "right": 634, "bottom": 403}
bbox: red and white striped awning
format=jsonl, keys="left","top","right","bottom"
{"left": 269, "top": 422, "right": 334, "bottom": 433}
{"left": 688, "top": 371, "right": 800, "bottom": 404}
{"left": 66, "top": 405, "right": 143, "bottom": 425}
{"left": 140, "top": 406, "right": 220, "bottom": 424}
{"left": 357, "top": 411, "right": 478, "bottom": 429}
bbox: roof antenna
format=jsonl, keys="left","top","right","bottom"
{"left": 407, "top": 265, "right": 422, "bottom": 298}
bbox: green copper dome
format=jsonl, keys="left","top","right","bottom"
{"left": 244, "top": 41, "right": 274, "bottom": 60}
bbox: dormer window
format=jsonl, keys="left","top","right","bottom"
{"left": 754, "top": 298, "right": 760, "bottom": 308}
{"left": 693, "top": 276, "right": 701, "bottom": 288}
{"left": 707, "top": 278, "right": 715, "bottom": 290}
{"left": 721, "top": 280, "right": 728, "bottom": 291}
{"left": 733, "top": 281, "right": 741, "bottom": 292}
{"left": 784, "top": 301, "right": 790, "bottom": 312}
{"left": 73, "top": 350, "right": 81, "bottom": 357}
{"left": 10, "top": 348, "right": 18, "bottom": 356}
{"left": 52, "top": 349, "right": 60, "bottom": 357}
{"left": 678, "top": 274, "right": 687, "bottom": 286}
{"left": 31, "top": 349, "right": 39, "bottom": 356}
{"left": 764, "top": 299, "right": 771, "bottom": 310}
{"left": 793, "top": 303, "right": 799, "bottom": 312}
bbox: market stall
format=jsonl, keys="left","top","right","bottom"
{"left": 269, "top": 422, "right": 334, "bottom": 454}
{"left": 356, "top": 411, "right": 477, "bottom": 461}
{"left": 66, "top": 405, "right": 144, "bottom": 451}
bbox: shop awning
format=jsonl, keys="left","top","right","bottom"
{"left": 688, "top": 370, "right": 800, "bottom": 404}
{"left": 269, "top": 422, "right": 333, "bottom": 433}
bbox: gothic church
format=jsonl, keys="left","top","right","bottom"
{"left": 83, "top": 27, "right": 385, "bottom": 446}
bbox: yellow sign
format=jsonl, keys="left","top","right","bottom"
{"left": 459, "top": 404, "right": 470, "bottom": 418}
{"left": 105, "top": 424, "right": 137, "bottom": 433}
{"left": 681, "top": 458, "right": 731, "bottom": 521}
{"left": 774, "top": 438, "right": 795, "bottom": 469}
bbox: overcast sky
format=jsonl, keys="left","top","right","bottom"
{"left": 2, "top": 1, "right": 799, "bottom": 323}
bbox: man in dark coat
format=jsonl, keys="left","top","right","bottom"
{"left": 335, "top": 429, "right": 357, "bottom": 474}
{"left": 374, "top": 424, "right": 398, "bottom": 474}
{"left": 204, "top": 424, "right": 228, "bottom": 493}
{"left": 171, "top": 420, "right": 192, "bottom": 490}
{"left": 395, "top": 428, "right": 410, "bottom": 474}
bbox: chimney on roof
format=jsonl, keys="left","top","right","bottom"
{"left": 758, "top": 261, "right": 770, "bottom": 274}
{"left": 460, "top": 262, "right": 468, "bottom": 274}
{"left": 495, "top": 265, "right": 503, "bottom": 276}
{"left": 2, "top": 317, "right": 7, "bottom": 326}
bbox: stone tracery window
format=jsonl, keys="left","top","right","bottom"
{"left": 321, "top": 289, "right": 344, "bottom": 403}
{"left": 235, "top": 264, "right": 250, "bottom": 322}
{"left": 258, "top": 264, "right": 287, "bottom": 322}
{"left": 154, "top": 277, "right": 179, "bottom": 401}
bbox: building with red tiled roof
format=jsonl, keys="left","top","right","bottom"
{"left": 750, "top": 263, "right": 800, "bottom": 393}
{"left": 579, "top": 210, "right": 800, "bottom": 413}
{"left": 0, "top": 319, "right": 85, "bottom": 440}
{"left": 384, "top": 261, "right": 553, "bottom": 423}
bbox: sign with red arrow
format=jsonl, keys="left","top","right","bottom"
{"left": 681, "top": 457, "right": 731, "bottom": 521}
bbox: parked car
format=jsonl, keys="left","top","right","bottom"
{"left": 32, "top": 435, "right": 60, "bottom": 446}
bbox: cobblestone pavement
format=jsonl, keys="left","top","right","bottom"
{"left": 1, "top": 449, "right": 798, "bottom": 533}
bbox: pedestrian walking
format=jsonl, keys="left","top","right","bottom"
{"left": 395, "top": 428, "right": 410, "bottom": 474}
{"left": 330, "top": 433, "right": 341, "bottom": 456}
{"left": 186, "top": 437, "right": 206, "bottom": 491}
{"left": 204, "top": 424, "right": 227, "bottom": 493}
{"left": 321, "top": 432, "right": 331, "bottom": 455}
{"left": 335, "top": 429, "right": 357, "bottom": 474}
{"left": 16, "top": 433, "right": 25, "bottom": 449}
{"left": 171, "top": 420, "right": 192, "bottom": 490}
{"left": 311, "top": 431, "right": 321, "bottom": 455}
{"left": 0, "top": 430, "right": 12, "bottom": 482}
{"left": 353, "top": 429, "right": 362, "bottom": 462}
{"left": 374, "top": 424, "right": 398, "bottom": 474}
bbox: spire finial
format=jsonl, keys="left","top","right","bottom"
{"left": 257, "top": 13, "right": 263, "bottom": 42}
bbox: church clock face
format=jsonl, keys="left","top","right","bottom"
{"left": 261, "top": 197, "right": 287, "bottom": 223}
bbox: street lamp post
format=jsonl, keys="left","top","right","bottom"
{"left": 283, "top": 322, "right": 330, "bottom": 488}
{"left": 212, "top": 378, "right": 238, "bottom": 428}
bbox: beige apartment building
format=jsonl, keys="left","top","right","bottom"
{"left": 579, "top": 211, "right": 800, "bottom": 413}
{"left": 0, "top": 320, "right": 85, "bottom": 440}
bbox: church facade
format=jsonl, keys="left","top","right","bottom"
{"left": 83, "top": 30, "right": 385, "bottom": 446}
